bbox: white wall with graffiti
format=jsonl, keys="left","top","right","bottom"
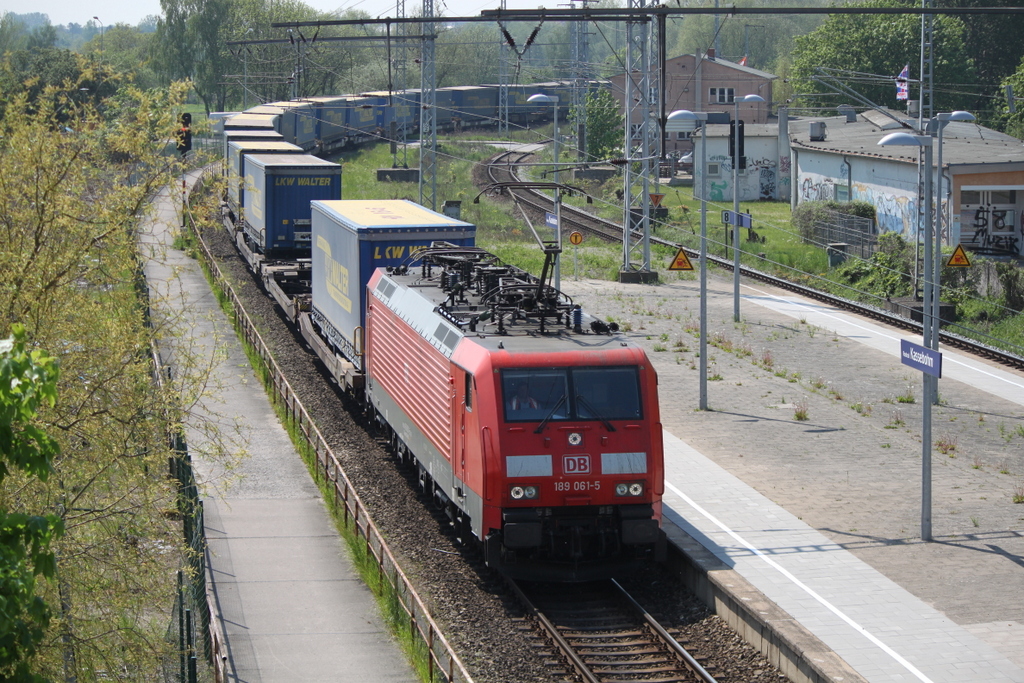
{"left": 694, "top": 136, "right": 786, "bottom": 202}
{"left": 795, "top": 150, "right": 935, "bottom": 239}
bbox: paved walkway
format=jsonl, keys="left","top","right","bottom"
{"left": 140, "top": 175, "right": 416, "bottom": 683}
{"left": 563, "top": 274, "right": 1024, "bottom": 683}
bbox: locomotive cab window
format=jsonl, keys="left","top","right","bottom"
{"left": 465, "top": 372, "right": 473, "bottom": 411}
{"left": 502, "top": 367, "right": 642, "bottom": 423}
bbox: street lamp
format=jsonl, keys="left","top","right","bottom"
{"left": 731, "top": 93, "right": 764, "bottom": 322}
{"left": 878, "top": 130, "right": 935, "bottom": 541}
{"left": 931, "top": 111, "right": 975, "bottom": 356}
{"left": 93, "top": 16, "right": 103, "bottom": 52}
{"left": 529, "top": 93, "right": 562, "bottom": 290}
{"left": 669, "top": 109, "right": 710, "bottom": 410}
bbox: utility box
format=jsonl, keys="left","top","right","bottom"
{"left": 810, "top": 121, "right": 827, "bottom": 141}
{"left": 827, "top": 242, "right": 850, "bottom": 268}
{"left": 243, "top": 154, "right": 342, "bottom": 258}
{"left": 309, "top": 199, "right": 476, "bottom": 366}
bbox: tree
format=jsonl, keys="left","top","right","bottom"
{"left": 789, "top": 0, "right": 976, "bottom": 114}
{"left": 945, "top": 0, "right": 1024, "bottom": 118}
{"left": 572, "top": 87, "right": 623, "bottom": 162}
{"left": 995, "top": 58, "right": 1024, "bottom": 138}
{"left": 0, "top": 325, "right": 64, "bottom": 682}
{"left": 0, "top": 76, "right": 240, "bottom": 679}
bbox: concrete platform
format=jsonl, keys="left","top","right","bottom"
{"left": 563, "top": 275, "right": 1024, "bottom": 683}
{"left": 140, "top": 174, "right": 417, "bottom": 683}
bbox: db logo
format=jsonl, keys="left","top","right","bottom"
{"left": 563, "top": 455, "right": 591, "bottom": 475}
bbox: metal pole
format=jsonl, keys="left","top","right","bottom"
{"left": 699, "top": 122, "right": 708, "bottom": 410}
{"left": 921, "top": 140, "right": 934, "bottom": 542}
{"left": 932, "top": 120, "right": 943, "bottom": 355}
{"left": 554, "top": 101, "right": 561, "bottom": 291}
{"left": 732, "top": 98, "right": 741, "bottom": 322}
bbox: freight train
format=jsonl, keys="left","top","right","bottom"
{"left": 213, "top": 85, "right": 666, "bottom": 580}
{"left": 219, "top": 81, "right": 577, "bottom": 158}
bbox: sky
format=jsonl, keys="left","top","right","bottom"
{"left": 2, "top": 0, "right": 550, "bottom": 28}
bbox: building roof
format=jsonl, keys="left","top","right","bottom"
{"left": 788, "top": 109, "right": 1024, "bottom": 167}
{"left": 701, "top": 55, "right": 779, "bottom": 82}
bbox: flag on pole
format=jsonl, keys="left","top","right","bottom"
{"left": 895, "top": 65, "right": 910, "bottom": 101}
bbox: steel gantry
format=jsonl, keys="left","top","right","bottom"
{"left": 620, "top": 0, "right": 657, "bottom": 283}
{"left": 419, "top": 0, "right": 438, "bottom": 210}
{"left": 569, "top": 0, "right": 593, "bottom": 162}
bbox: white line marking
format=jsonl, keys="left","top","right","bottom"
{"left": 740, "top": 285, "right": 1024, "bottom": 395}
{"left": 665, "top": 480, "right": 936, "bottom": 683}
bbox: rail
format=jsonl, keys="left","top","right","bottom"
{"left": 507, "top": 576, "right": 720, "bottom": 683}
{"left": 487, "top": 152, "right": 1024, "bottom": 372}
{"left": 182, "top": 171, "right": 474, "bottom": 683}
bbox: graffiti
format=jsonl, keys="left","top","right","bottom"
{"left": 709, "top": 180, "right": 728, "bottom": 202}
{"left": 779, "top": 156, "right": 791, "bottom": 174}
{"left": 967, "top": 206, "right": 1021, "bottom": 255}
{"left": 759, "top": 168, "right": 776, "bottom": 200}
{"left": 800, "top": 177, "right": 834, "bottom": 202}
{"left": 846, "top": 182, "right": 915, "bottom": 237}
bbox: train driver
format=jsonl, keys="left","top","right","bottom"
{"left": 509, "top": 383, "right": 539, "bottom": 411}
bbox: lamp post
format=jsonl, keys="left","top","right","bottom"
{"left": 732, "top": 93, "right": 764, "bottom": 322}
{"left": 529, "top": 93, "right": 561, "bottom": 290}
{"left": 93, "top": 16, "right": 103, "bottom": 52}
{"left": 878, "top": 130, "right": 935, "bottom": 541}
{"left": 931, "top": 111, "right": 975, "bottom": 360}
{"left": 669, "top": 109, "right": 710, "bottom": 410}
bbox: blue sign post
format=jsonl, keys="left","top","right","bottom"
{"left": 900, "top": 338, "right": 943, "bottom": 542}
{"left": 900, "top": 340, "right": 942, "bottom": 378}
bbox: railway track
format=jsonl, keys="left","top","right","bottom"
{"left": 507, "top": 578, "right": 718, "bottom": 683}
{"left": 483, "top": 150, "right": 1024, "bottom": 372}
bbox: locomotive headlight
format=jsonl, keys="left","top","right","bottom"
{"left": 510, "top": 485, "right": 540, "bottom": 500}
{"left": 615, "top": 482, "right": 644, "bottom": 497}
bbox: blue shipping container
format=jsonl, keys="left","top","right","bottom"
{"left": 244, "top": 154, "right": 342, "bottom": 257}
{"left": 310, "top": 199, "right": 476, "bottom": 367}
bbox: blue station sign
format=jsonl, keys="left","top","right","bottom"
{"left": 900, "top": 339, "right": 942, "bottom": 378}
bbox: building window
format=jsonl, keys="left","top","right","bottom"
{"left": 709, "top": 88, "right": 734, "bottom": 104}
{"left": 835, "top": 185, "right": 850, "bottom": 202}
{"left": 707, "top": 162, "right": 721, "bottom": 176}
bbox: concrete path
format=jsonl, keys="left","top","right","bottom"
{"left": 139, "top": 175, "right": 417, "bottom": 683}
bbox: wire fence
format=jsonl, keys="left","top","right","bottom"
{"left": 808, "top": 209, "right": 877, "bottom": 262}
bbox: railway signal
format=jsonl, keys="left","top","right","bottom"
{"left": 176, "top": 113, "right": 192, "bottom": 157}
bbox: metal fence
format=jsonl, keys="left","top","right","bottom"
{"left": 810, "top": 209, "right": 877, "bottom": 262}
{"left": 183, "top": 171, "right": 474, "bottom": 683}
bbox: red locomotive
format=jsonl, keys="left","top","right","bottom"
{"left": 363, "top": 247, "right": 665, "bottom": 580}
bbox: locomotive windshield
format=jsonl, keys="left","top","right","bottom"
{"left": 502, "top": 367, "right": 642, "bottom": 423}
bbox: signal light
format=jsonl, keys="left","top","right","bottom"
{"left": 176, "top": 113, "right": 192, "bottom": 156}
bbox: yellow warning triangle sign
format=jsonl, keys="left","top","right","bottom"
{"left": 947, "top": 244, "right": 972, "bottom": 267}
{"left": 668, "top": 248, "right": 694, "bottom": 271}
{"left": 650, "top": 193, "right": 665, "bottom": 207}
